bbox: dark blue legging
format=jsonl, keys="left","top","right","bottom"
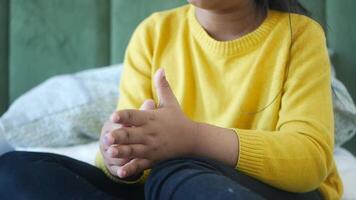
{"left": 0, "top": 152, "right": 323, "bottom": 200}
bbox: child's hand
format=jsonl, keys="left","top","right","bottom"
{"left": 99, "top": 120, "right": 128, "bottom": 176}
{"left": 110, "top": 69, "right": 198, "bottom": 178}
{"left": 99, "top": 100, "right": 156, "bottom": 178}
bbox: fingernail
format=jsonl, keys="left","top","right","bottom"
{"left": 110, "top": 113, "right": 116, "bottom": 122}
{"left": 110, "top": 113, "right": 120, "bottom": 122}
{"left": 118, "top": 169, "right": 127, "bottom": 178}
{"left": 161, "top": 69, "right": 166, "bottom": 79}
{"left": 121, "top": 170, "right": 127, "bottom": 178}
{"left": 115, "top": 115, "right": 120, "bottom": 122}
{"left": 114, "top": 115, "right": 120, "bottom": 122}
{"left": 105, "top": 134, "right": 114, "bottom": 145}
{"left": 108, "top": 147, "right": 118, "bottom": 157}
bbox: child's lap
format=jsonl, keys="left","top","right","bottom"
{"left": 0, "top": 152, "right": 323, "bottom": 200}
{"left": 0, "top": 151, "right": 144, "bottom": 200}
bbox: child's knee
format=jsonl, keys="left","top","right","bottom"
{"left": 0, "top": 151, "right": 48, "bottom": 181}
{"left": 0, "top": 151, "right": 38, "bottom": 165}
{"left": 150, "top": 157, "right": 216, "bottom": 176}
{"left": 0, "top": 152, "right": 29, "bottom": 188}
{"left": 145, "top": 157, "right": 219, "bottom": 199}
{"left": 0, "top": 151, "right": 24, "bottom": 166}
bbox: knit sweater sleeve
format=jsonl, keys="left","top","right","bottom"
{"left": 95, "top": 16, "right": 155, "bottom": 184}
{"left": 233, "top": 20, "right": 334, "bottom": 193}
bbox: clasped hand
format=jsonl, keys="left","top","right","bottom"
{"left": 100, "top": 69, "right": 197, "bottom": 179}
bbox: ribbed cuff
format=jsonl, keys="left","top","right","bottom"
{"left": 95, "top": 151, "right": 149, "bottom": 184}
{"left": 231, "top": 129, "right": 264, "bottom": 177}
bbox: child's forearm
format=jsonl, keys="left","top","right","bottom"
{"left": 191, "top": 122, "right": 239, "bottom": 167}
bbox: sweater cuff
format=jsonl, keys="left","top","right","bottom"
{"left": 231, "top": 128, "right": 264, "bottom": 177}
{"left": 95, "top": 151, "right": 149, "bottom": 184}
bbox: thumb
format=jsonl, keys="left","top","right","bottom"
{"left": 140, "top": 99, "right": 156, "bottom": 110}
{"left": 154, "top": 68, "right": 179, "bottom": 108}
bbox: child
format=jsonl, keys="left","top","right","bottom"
{"left": 0, "top": 0, "right": 343, "bottom": 199}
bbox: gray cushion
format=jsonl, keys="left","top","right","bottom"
{"left": 0, "top": 65, "right": 121, "bottom": 147}
{"left": 332, "top": 67, "right": 356, "bottom": 146}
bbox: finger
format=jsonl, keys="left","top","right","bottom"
{"left": 154, "top": 68, "right": 179, "bottom": 108}
{"left": 101, "top": 121, "right": 122, "bottom": 148}
{"left": 111, "top": 127, "right": 146, "bottom": 145}
{"left": 100, "top": 133, "right": 113, "bottom": 152}
{"left": 106, "top": 117, "right": 124, "bottom": 128}
{"left": 106, "top": 146, "right": 119, "bottom": 158}
{"left": 140, "top": 99, "right": 156, "bottom": 110}
{"left": 112, "top": 109, "right": 151, "bottom": 126}
{"left": 100, "top": 143, "right": 107, "bottom": 160}
{"left": 117, "top": 159, "right": 151, "bottom": 179}
{"left": 105, "top": 157, "right": 130, "bottom": 166}
{"left": 104, "top": 146, "right": 131, "bottom": 166}
{"left": 102, "top": 133, "right": 115, "bottom": 150}
{"left": 103, "top": 153, "right": 124, "bottom": 176}
{"left": 109, "top": 165, "right": 120, "bottom": 177}
{"left": 116, "top": 144, "right": 147, "bottom": 158}
{"left": 110, "top": 100, "right": 155, "bottom": 124}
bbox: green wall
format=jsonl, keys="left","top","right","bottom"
{"left": 110, "top": 0, "right": 186, "bottom": 64}
{"left": 7, "top": 0, "right": 187, "bottom": 102}
{"left": 326, "top": 0, "right": 356, "bottom": 154}
{"left": 0, "top": 0, "right": 9, "bottom": 114}
{"left": 327, "top": 0, "right": 356, "bottom": 101}
{"left": 9, "top": 0, "right": 111, "bottom": 101}
{"left": 300, "top": 0, "right": 326, "bottom": 28}
{"left": 2, "top": 0, "right": 356, "bottom": 107}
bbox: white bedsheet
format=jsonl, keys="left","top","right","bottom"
{"left": 16, "top": 142, "right": 99, "bottom": 165}
{"left": 14, "top": 143, "right": 356, "bottom": 200}
{"left": 334, "top": 148, "right": 356, "bottom": 200}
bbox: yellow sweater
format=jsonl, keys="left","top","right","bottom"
{"left": 96, "top": 5, "right": 343, "bottom": 200}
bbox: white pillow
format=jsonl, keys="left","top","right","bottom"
{"left": 0, "top": 65, "right": 122, "bottom": 147}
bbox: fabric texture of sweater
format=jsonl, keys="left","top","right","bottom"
{"left": 96, "top": 5, "right": 343, "bottom": 200}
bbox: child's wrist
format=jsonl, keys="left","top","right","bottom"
{"left": 187, "top": 121, "right": 202, "bottom": 156}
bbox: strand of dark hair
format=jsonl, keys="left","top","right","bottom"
{"left": 255, "top": 0, "right": 310, "bottom": 16}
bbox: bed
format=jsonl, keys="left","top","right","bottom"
{"left": 1, "top": 0, "right": 356, "bottom": 199}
